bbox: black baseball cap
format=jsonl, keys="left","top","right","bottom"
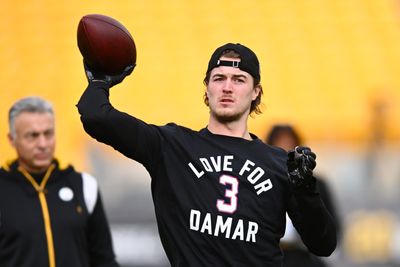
{"left": 206, "top": 43, "right": 260, "bottom": 81}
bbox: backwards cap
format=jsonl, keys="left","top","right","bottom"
{"left": 206, "top": 43, "right": 260, "bottom": 81}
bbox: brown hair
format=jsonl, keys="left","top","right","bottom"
{"left": 265, "top": 124, "right": 302, "bottom": 146}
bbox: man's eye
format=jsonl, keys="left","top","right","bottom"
{"left": 44, "top": 130, "right": 54, "bottom": 138}
{"left": 25, "top": 133, "right": 39, "bottom": 140}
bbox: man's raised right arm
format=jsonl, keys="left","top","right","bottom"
{"left": 76, "top": 64, "right": 161, "bottom": 163}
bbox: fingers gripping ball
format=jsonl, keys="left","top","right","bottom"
{"left": 84, "top": 61, "right": 134, "bottom": 87}
{"left": 77, "top": 14, "right": 137, "bottom": 74}
{"left": 287, "top": 146, "right": 317, "bottom": 190}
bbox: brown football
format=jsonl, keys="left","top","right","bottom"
{"left": 77, "top": 14, "right": 136, "bottom": 74}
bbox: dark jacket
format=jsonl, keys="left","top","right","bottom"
{"left": 0, "top": 160, "right": 119, "bottom": 267}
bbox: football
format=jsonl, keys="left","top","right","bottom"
{"left": 77, "top": 14, "right": 136, "bottom": 74}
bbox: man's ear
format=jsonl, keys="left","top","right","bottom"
{"left": 8, "top": 133, "right": 16, "bottom": 148}
{"left": 252, "top": 84, "right": 262, "bottom": 100}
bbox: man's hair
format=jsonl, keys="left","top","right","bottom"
{"left": 9, "top": 96, "right": 54, "bottom": 138}
{"left": 203, "top": 50, "right": 263, "bottom": 115}
{"left": 265, "top": 124, "right": 302, "bottom": 146}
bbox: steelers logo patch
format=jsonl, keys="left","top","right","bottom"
{"left": 58, "top": 187, "right": 74, "bottom": 202}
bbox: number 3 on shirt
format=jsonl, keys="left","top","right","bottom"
{"left": 216, "top": 175, "right": 239, "bottom": 214}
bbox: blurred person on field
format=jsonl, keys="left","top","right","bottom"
{"left": 0, "top": 96, "right": 119, "bottom": 267}
{"left": 266, "top": 124, "right": 341, "bottom": 267}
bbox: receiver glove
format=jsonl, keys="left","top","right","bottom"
{"left": 84, "top": 61, "right": 135, "bottom": 88}
{"left": 287, "top": 146, "right": 317, "bottom": 191}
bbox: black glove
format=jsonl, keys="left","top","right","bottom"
{"left": 83, "top": 61, "right": 135, "bottom": 88}
{"left": 287, "top": 146, "right": 317, "bottom": 190}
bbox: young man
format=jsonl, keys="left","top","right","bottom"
{"left": 77, "top": 43, "right": 336, "bottom": 266}
{"left": 0, "top": 97, "right": 119, "bottom": 267}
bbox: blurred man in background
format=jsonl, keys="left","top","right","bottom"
{"left": 266, "top": 124, "right": 341, "bottom": 267}
{"left": 0, "top": 96, "right": 119, "bottom": 267}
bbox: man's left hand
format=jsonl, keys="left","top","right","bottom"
{"left": 287, "top": 146, "right": 317, "bottom": 190}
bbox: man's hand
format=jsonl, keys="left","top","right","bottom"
{"left": 84, "top": 61, "right": 135, "bottom": 88}
{"left": 287, "top": 146, "right": 317, "bottom": 190}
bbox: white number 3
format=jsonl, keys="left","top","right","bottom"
{"left": 216, "top": 175, "right": 239, "bottom": 214}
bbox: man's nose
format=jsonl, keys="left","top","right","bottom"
{"left": 36, "top": 134, "right": 48, "bottom": 147}
{"left": 222, "top": 79, "right": 233, "bottom": 92}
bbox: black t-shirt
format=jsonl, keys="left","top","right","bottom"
{"left": 77, "top": 82, "right": 336, "bottom": 267}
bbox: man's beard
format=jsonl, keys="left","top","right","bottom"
{"left": 211, "top": 109, "right": 246, "bottom": 123}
